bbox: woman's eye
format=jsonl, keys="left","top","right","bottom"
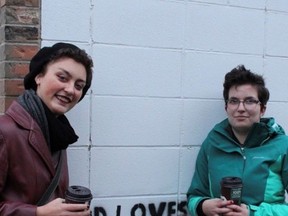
{"left": 229, "top": 99, "right": 239, "bottom": 104}
{"left": 245, "top": 99, "right": 256, "bottom": 104}
{"left": 58, "top": 75, "right": 67, "bottom": 81}
{"left": 75, "top": 84, "right": 84, "bottom": 91}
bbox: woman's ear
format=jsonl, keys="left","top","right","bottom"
{"left": 260, "top": 105, "right": 266, "bottom": 116}
{"left": 34, "top": 73, "right": 43, "bottom": 85}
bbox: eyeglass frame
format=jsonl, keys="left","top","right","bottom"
{"left": 226, "top": 97, "right": 261, "bottom": 110}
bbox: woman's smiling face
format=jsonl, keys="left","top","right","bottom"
{"left": 35, "top": 57, "right": 86, "bottom": 115}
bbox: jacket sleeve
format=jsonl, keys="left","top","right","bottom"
{"left": 187, "top": 141, "right": 211, "bottom": 215}
{"left": 0, "top": 132, "right": 37, "bottom": 216}
{"left": 248, "top": 149, "right": 288, "bottom": 216}
{"left": 248, "top": 202, "right": 288, "bottom": 216}
{"left": 0, "top": 202, "right": 37, "bottom": 216}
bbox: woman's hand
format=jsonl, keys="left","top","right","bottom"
{"left": 202, "top": 198, "right": 234, "bottom": 216}
{"left": 223, "top": 203, "right": 249, "bottom": 216}
{"left": 36, "top": 198, "right": 91, "bottom": 216}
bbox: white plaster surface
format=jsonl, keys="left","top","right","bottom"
{"left": 41, "top": 1, "right": 288, "bottom": 214}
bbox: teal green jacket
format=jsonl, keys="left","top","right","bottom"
{"left": 187, "top": 118, "right": 288, "bottom": 216}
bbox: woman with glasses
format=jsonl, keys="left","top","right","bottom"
{"left": 187, "top": 65, "right": 288, "bottom": 216}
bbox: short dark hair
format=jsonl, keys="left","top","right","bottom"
{"left": 223, "top": 65, "right": 270, "bottom": 106}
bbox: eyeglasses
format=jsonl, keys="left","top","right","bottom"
{"left": 226, "top": 98, "right": 261, "bottom": 110}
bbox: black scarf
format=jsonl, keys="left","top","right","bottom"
{"left": 18, "top": 89, "right": 78, "bottom": 153}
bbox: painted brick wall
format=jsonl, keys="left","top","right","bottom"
{"left": 0, "top": 0, "right": 40, "bottom": 113}
{"left": 33, "top": 0, "right": 288, "bottom": 215}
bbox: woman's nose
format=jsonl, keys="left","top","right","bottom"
{"left": 64, "top": 82, "right": 75, "bottom": 94}
{"left": 237, "top": 101, "right": 246, "bottom": 110}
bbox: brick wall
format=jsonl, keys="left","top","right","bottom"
{"left": 0, "top": 0, "right": 40, "bottom": 114}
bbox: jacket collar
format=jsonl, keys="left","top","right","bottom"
{"left": 6, "top": 101, "right": 55, "bottom": 175}
{"left": 212, "top": 118, "right": 284, "bottom": 151}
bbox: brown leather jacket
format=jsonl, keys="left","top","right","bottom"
{"left": 0, "top": 101, "right": 69, "bottom": 216}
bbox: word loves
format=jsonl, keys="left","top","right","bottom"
{"left": 94, "top": 201, "right": 188, "bottom": 216}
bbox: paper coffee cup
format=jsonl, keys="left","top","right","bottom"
{"left": 221, "top": 177, "right": 242, "bottom": 205}
{"left": 65, "top": 185, "right": 93, "bottom": 204}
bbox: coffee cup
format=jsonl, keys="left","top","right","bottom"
{"left": 220, "top": 177, "right": 242, "bottom": 205}
{"left": 65, "top": 185, "right": 93, "bottom": 204}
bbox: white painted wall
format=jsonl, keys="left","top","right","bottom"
{"left": 41, "top": 0, "right": 288, "bottom": 215}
